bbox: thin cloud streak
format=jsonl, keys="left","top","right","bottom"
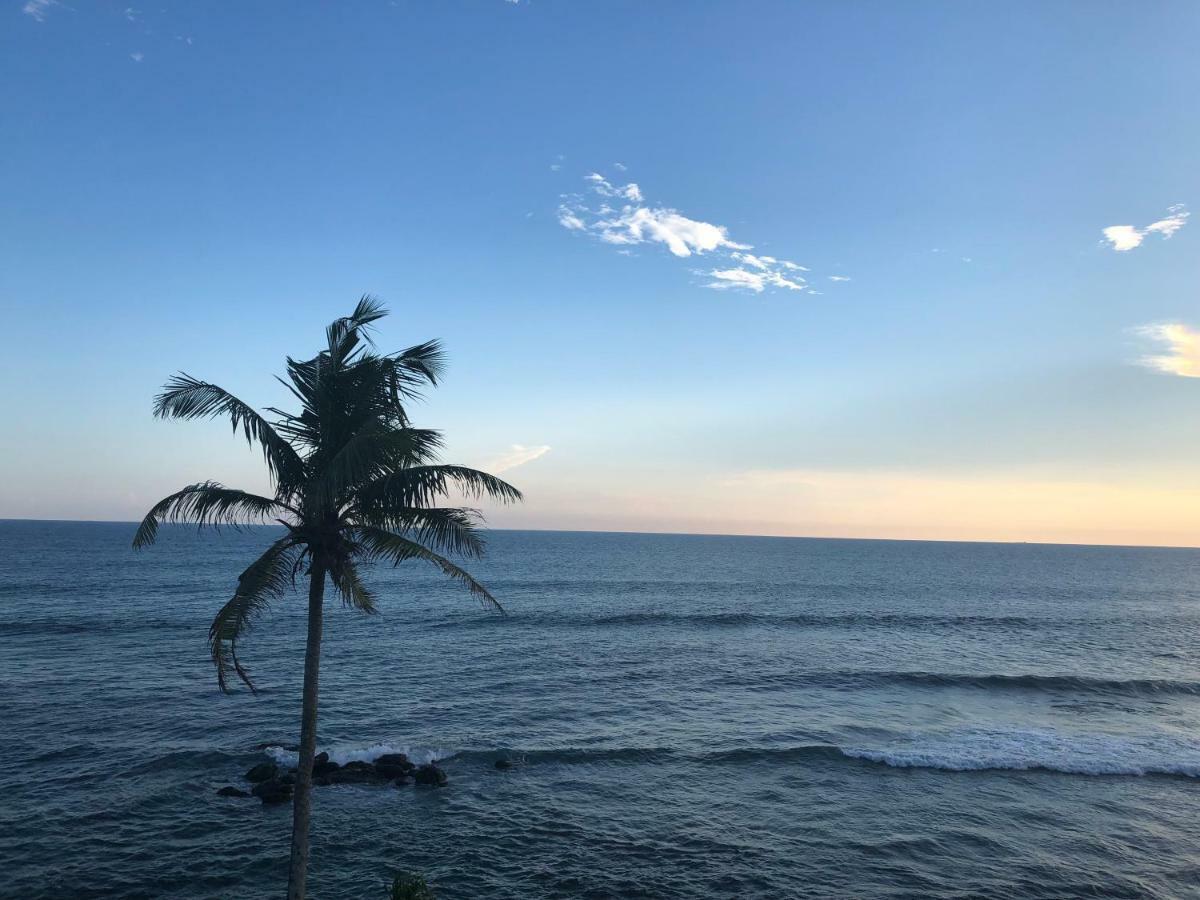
{"left": 22, "top": 0, "right": 56, "bottom": 21}
{"left": 485, "top": 444, "right": 552, "bottom": 474}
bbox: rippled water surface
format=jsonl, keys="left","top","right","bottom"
{"left": 2, "top": 521, "right": 1200, "bottom": 898}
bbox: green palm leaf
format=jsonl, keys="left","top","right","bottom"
{"left": 355, "top": 465, "right": 522, "bottom": 512}
{"left": 133, "top": 482, "right": 292, "bottom": 549}
{"left": 154, "top": 375, "right": 306, "bottom": 491}
{"left": 355, "top": 525, "right": 503, "bottom": 612}
{"left": 208, "top": 537, "right": 302, "bottom": 693}
{"left": 328, "top": 558, "right": 377, "bottom": 614}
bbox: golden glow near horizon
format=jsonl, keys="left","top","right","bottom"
{"left": 486, "top": 468, "right": 1200, "bottom": 549}
{"left": 1137, "top": 323, "right": 1200, "bottom": 378}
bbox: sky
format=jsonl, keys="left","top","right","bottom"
{"left": 2, "top": 1, "right": 1199, "bottom": 546}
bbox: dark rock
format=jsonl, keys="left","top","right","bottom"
{"left": 278, "top": 771, "right": 296, "bottom": 787}
{"left": 314, "top": 752, "right": 330, "bottom": 766}
{"left": 414, "top": 763, "right": 448, "bottom": 787}
{"left": 245, "top": 762, "right": 278, "bottom": 783}
{"left": 394, "top": 774, "right": 412, "bottom": 787}
{"left": 375, "top": 762, "right": 414, "bottom": 779}
{"left": 375, "top": 752, "right": 410, "bottom": 767}
{"left": 314, "top": 775, "right": 333, "bottom": 787}
{"left": 494, "top": 759, "right": 513, "bottom": 770}
{"left": 329, "top": 765, "right": 373, "bottom": 785}
{"left": 251, "top": 778, "right": 292, "bottom": 804}
{"left": 312, "top": 759, "right": 340, "bottom": 777}
{"left": 217, "top": 786, "right": 250, "bottom": 797}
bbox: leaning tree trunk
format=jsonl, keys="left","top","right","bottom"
{"left": 287, "top": 563, "right": 326, "bottom": 900}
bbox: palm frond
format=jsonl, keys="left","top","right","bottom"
{"left": 355, "top": 465, "right": 522, "bottom": 514}
{"left": 385, "top": 340, "right": 446, "bottom": 394}
{"left": 132, "top": 483, "right": 291, "bottom": 549}
{"left": 355, "top": 526, "right": 503, "bottom": 612}
{"left": 354, "top": 506, "right": 487, "bottom": 557}
{"left": 208, "top": 537, "right": 302, "bottom": 692}
{"left": 153, "top": 374, "right": 306, "bottom": 490}
{"left": 311, "top": 425, "right": 444, "bottom": 512}
{"left": 329, "top": 558, "right": 377, "bottom": 614}
{"left": 326, "top": 295, "right": 387, "bottom": 365}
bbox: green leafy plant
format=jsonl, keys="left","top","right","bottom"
{"left": 389, "top": 872, "right": 435, "bottom": 900}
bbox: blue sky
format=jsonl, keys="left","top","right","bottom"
{"left": 2, "top": 1, "right": 1199, "bottom": 545}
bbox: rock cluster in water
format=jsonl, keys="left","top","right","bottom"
{"left": 217, "top": 751, "right": 449, "bottom": 804}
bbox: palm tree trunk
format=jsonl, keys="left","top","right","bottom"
{"left": 287, "top": 563, "right": 326, "bottom": 900}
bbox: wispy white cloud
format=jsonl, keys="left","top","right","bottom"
{"left": 1103, "top": 204, "right": 1189, "bottom": 252}
{"left": 1134, "top": 323, "right": 1200, "bottom": 378}
{"left": 828, "top": 275, "right": 851, "bottom": 282}
{"left": 22, "top": 0, "right": 56, "bottom": 21}
{"left": 130, "top": 51, "right": 144, "bottom": 63}
{"left": 707, "top": 267, "right": 805, "bottom": 293}
{"left": 558, "top": 171, "right": 827, "bottom": 294}
{"left": 613, "top": 162, "right": 627, "bottom": 171}
{"left": 485, "top": 444, "right": 551, "bottom": 474}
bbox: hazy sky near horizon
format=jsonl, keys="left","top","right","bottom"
{"left": 3, "top": 1, "right": 1200, "bottom": 546}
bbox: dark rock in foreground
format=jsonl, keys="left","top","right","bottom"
{"left": 252, "top": 778, "right": 293, "bottom": 804}
{"left": 245, "top": 762, "right": 278, "bottom": 783}
{"left": 413, "top": 763, "right": 447, "bottom": 787}
{"left": 239, "top": 749, "right": 451, "bottom": 794}
{"left": 329, "top": 762, "right": 377, "bottom": 785}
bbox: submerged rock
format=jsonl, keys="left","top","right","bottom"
{"left": 494, "top": 759, "right": 513, "bottom": 770}
{"left": 329, "top": 763, "right": 375, "bottom": 785}
{"left": 375, "top": 752, "right": 410, "bottom": 767}
{"left": 245, "top": 762, "right": 278, "bottom": 783}
{"left": 414, "top": 763, "right": 448, "bottom": 787}
{"left": 252, "top": 778, "right": 293, "bottom": 804}
{"left": 375, "top": 755, "right": 415, "bottom": 779}
{"left": 312, "top": 758, "right": 340, "bottom": 777}
{"left": 393, "top": 774, "right": 412, "bottom": 787}
{"left": 216, "top": 786, "right": 249, "bottom": 798}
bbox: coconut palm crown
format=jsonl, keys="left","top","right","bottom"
{"left": 132, "top": 297, "right": 520, "bottom": 899}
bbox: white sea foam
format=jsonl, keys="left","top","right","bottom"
{"left": 264, "top": 742, "right": 452, "bottom": 768}
{"left": 841, "top": 727, "right": 1200, "bottom": 776}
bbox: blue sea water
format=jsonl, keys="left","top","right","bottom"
{"left": 2, "top": 521, "right": 1200, "bottom": 899}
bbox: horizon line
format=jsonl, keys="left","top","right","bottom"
{"left": 1, "top": 517, "right": 1196, "bottom": 553}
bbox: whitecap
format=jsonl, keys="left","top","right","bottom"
{"left": 840, "top": 727, "right": 1200, "bottom": 777}
{"left": 263, "top": 742, "right": 452, "bottom": 768}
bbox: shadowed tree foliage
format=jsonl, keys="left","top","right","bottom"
{"left": 132, "top": 298, "right": 521, "bottom": 900}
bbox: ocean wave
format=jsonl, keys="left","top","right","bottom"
{"left": 728, "top": 670, "right": 1200, "bottom": 696}
{"left": 429, "top": 611, "right": 1058, "bottom": 630}
{"left": 264, "top": 742, "right": 451, "bottom": 768}
{"left": 0, "top": 618, "right": 192, "bottom": 636}
{"left": 840, "top": 728, "right": 1200, "bottom": 777}
{"left": 260, "top": 733, "right": 1200, "bottom": 779}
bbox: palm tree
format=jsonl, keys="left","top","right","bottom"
{"left": 132, "top": 298, "right": 521, "bottom": 899}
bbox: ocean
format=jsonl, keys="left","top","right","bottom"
{"left": 1, "top": 520, "right": 1199, "bottom": 899}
